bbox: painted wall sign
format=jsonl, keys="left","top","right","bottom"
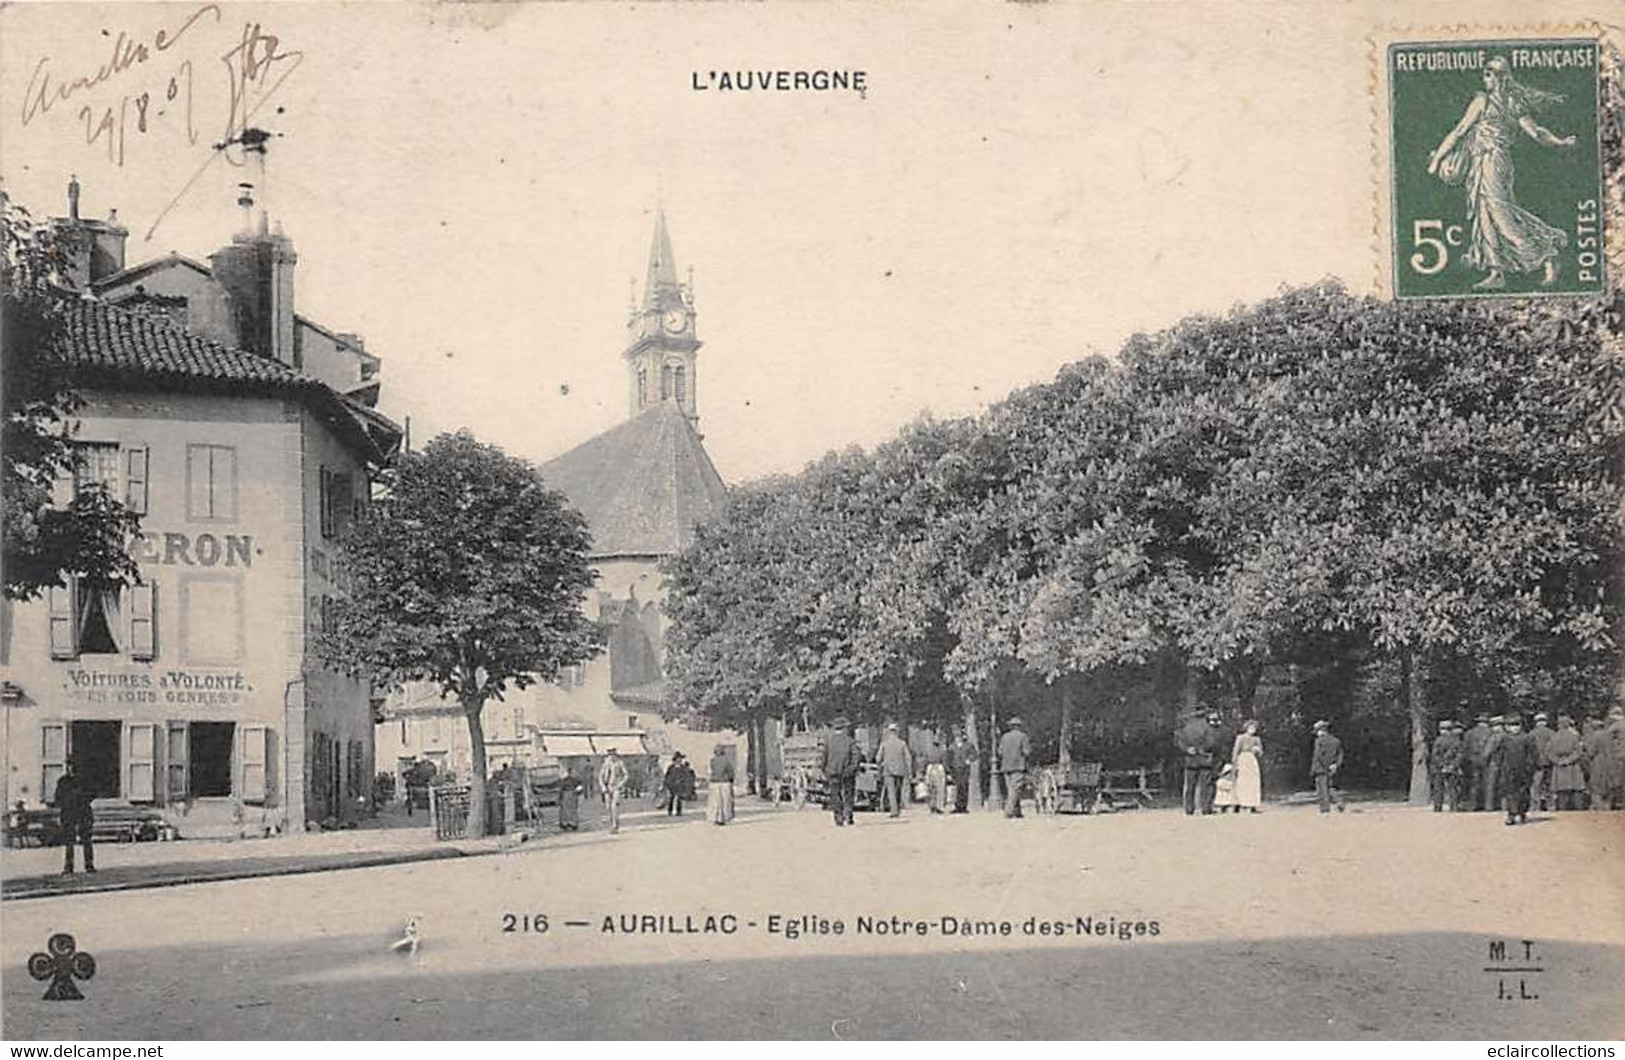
{"left": 64, "top": 668, "right": 252, "bottom": 707}
{"left": 132, "top": 532, "right": 256, "bottom": 568}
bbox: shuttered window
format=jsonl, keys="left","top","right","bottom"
{"left": 41, "top": 722, "right": 67, "bottom": 803}
{"left": 166, "top": 721, "right": 189, "bottom": 803}
{"left": 126, "top": 723, "right": 157, "bottom": 802}
{"left": 186, "top": 444, "right": 237, "bottom": 521}
{"left": 123, "top": 444, "right": 149, "bottom": 514}
{"left": 48, "top": 583, "right": 77, "bottom": 658}
{"left": 128, "top": 582, "right": 157, "bottom": 660}
{"left": 240, "top": 725, "right": 269, "bottom": 803}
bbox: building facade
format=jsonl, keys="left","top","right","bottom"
{"left": 0, "top": 178, "right": 399, "bottom": 832}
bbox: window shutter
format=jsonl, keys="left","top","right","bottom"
{"left": 166, "top": 721, "right": 189, "bottom": 803}
{"left": 128, "top": 582, "right": 157, "bottom": 660}
{"left": 126, "top": 723, "right": 157, "bottom": 802}
{"left": 241, "top": 724, "right": 268, "bottom": 803}
{"left": 41, "top": 721, "right": 67, "bottom": 803}
{"left": 48, "top": 582, "right": 78, "bottom": 659}
{"left": 124, "top": 444, "right": 149, "bottom": 514}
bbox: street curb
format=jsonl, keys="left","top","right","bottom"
{"left": 1, "top": 846, "right": 477, "bottom": 902}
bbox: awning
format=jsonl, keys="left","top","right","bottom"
{"left": 539, "top": 734, "right": 597, "bottom": 757}
{"left": 594, "top": 734, "right": 652, "bottom": 756}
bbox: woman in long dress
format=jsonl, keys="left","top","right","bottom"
{"left": 707, "top": 744, "right": 736, "bottom": 825}
{"left": 1231, "top": 720, "right": 1264, "bottom": 813}
{"left": 1426, "top": 56, "right": 1577, "bottom": 290}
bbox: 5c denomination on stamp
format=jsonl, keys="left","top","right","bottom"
{"left": 1387, "top": 37, "right": 1603, "bottom": 298}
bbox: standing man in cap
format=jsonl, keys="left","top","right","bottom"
{"left": 822, "top": 716, "right": 860, "bottom": 827}
{"left": 1175, "top": 710, "right": 1222, "bottom": 816}
{"left": 1482, "top": 716, "right": 1507, "bottom": 815}
{"left": 1530, "top": 712, "right": 1555, "bottom": 812}
{"left": 1463, "top": 714, "right": 1491, "bottom": 811}
{"left": 1581, "top": 715, "right": 1611, "bottom": 810}
{"left": 999, "top": 716, "right": 1032, "bottom": 819}
{"left": 1546, "top": 715, "right": 1585, "bottom": 812}
{"left": 1310, "top": 720, "right": 1346, "bottom": 814}
{"left": 877, "top": 723, "right": 913, "bottom": 818}
{"left": 1498, "top": 714, "right": 1537, "bottom": 825}
{"left": 1430, "top": 719, "right": 1463, "bottom": 812}
{"left": 597, "top": 747, "right": 629, "bottom": 835}
{"left": 1608, "top": 706, "right": 1625, "bottom": 810}
{"left": 54, "top": 757, "right": 96, "bottom": 875}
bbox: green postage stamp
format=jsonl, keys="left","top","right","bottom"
{"left": 1388, "top": 38, "right": 1603, "bottom": 298}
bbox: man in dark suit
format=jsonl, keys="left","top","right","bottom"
{"left": 1310, "top": 720, "right": 1346, "bottom": 814}
{"left": 821, "top": 717, "right": 860, "bottom": 827}
{"left": 949, "top": 731, "right": 973, "bottom": 814}
{"left": 1529, "top": 712, "right": 1555, "bottom": 812}
{"left": 1462, "top": 714, "right": 1491, "bottom": 811}
{"left": 1483, "top": 716, "right": 1507, "bottom": 815}
{"left": 54, "top": 761, "right": 96, "bottom": 875}
{"left": 1499, "top": 715, "right": 1537, "bottom": 825}
{"left": 1176, "top": 710, "right": 1221, "bottom": 815}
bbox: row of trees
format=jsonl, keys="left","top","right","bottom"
{"left": 664, "top": 282, "right": 1624, "bottom": 799}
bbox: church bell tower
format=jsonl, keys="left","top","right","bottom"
{"left": 624, "top": 210, "right": 701, "bottom": 426}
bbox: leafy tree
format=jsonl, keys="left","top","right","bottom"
{"left": 1, "top": 193, "right": 140, "bottom": 600}
{"left": 317, "top": 430, "right": 604, "bottom": 836}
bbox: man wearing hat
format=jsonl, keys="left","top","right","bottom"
{"left": 999, "top": 717, "right": 1032, "bottom": 819}
{"left": 1581, "top": 715, "right": 1611, "bottom": 810}
{"left": 1546, "top": 715, "right": 1585, "bottom": 812}
{"left": 1608, "top": 706, "right": 1625, "bottom": 810}
{"left": 1498, "top": 714, "right": 1537, "bottom": 825}
{"left": 949, "top": 729, "right": 974, "bottom": 814}
{"left": 1174, "top": 709, "right": 1222, "bottom": 816}
{"left": 1430, "top": 719, "right": 1463, "bottom": 813}
{"left": 821, "top": 717, "right": 861, "bottom": 827}
{"left": 1310, "top": 720, "right": 1346, "bottom": 814}
{"left": 662, "top": 752, "right": 696, "bottom": 817}
{"left": 1482, "top": 716, "right": 1508, "bottom": 815}
{"left": 1462, "top": 714, "right": 1492, "bottom": 811}
{"left": 1529, "top": 712, "right": 1555, "bottom": 812}
{"left": 597, "top": 747, "right": 629, "bottom": 835}
{"left": 877, "top": 723, "right": 913, "bottom": 818}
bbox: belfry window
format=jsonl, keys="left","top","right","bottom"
{"left": 636, "top": 367, "right": 648, "bottom": 408}
{"left": 660, "top": 364, "right": 673, "bottom": 401}
{"left": 673, "top": 365, "right": 687, "bottom": 406}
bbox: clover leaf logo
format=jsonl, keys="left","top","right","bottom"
{"left": 27, "top": 932, "right": 96, "bottom": 1000}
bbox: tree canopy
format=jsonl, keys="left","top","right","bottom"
{"left": 317, "top": 429, "right": 605, "bottom": 834}
{"left": 1, "top": 193, "right": 140, "bottom": 600}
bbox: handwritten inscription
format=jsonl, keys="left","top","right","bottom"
{"left": 19, "top": 4, "right": 305, "bottom": 239}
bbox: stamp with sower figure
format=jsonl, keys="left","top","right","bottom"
{"left": 1388, "top": 38, "right": 1603, "bottom": 298}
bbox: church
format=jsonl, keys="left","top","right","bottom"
{"left": 377, "top": 212, "right": 732, "bottom": 783}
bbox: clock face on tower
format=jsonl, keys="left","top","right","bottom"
{"left": 662, "top": 308, "right": 688, "bottom": 334}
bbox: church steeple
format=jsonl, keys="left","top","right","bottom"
{"left": 625, "top": 209, "right": 701, "bottom": 427}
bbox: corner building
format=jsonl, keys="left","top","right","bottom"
{"left": 1, "top": 180, "right": 400, "bottom": 832}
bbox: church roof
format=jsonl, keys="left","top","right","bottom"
{"left": 540, "top": 401, "right": 728, "bottom": 558}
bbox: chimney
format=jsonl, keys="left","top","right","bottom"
{"left": 56, "top": 177, "right": 128, "bottom": 287}
{"left": 209, "top": 132, "right": 298, "bottom": 367}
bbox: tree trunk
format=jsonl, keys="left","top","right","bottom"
{"left": 745, "top": 716, "right": 757, "bottom": 796}
{"left": 1404, "top": 651, "right": 1430, "bottom": 805}
{"left": 754, "top": 714, "right": 770, "bottom": 799}
{"left": 464, "top": 698, "right": 489, "bottom": 837}
{"left": 987, "top": 694, "right": 1002, "bottom": 809}
{"left": 1058, "top": 680, "right": 1075, "bottom": 772}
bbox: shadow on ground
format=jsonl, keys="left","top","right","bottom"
{"left": 5, "top": 929, "right": 1621, "bottom": 1040}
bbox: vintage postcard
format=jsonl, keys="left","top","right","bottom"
{"left": 1, "top": 0, "right": 1622, "bottom": 1045}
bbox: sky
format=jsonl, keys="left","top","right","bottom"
{"left": 0, "top": 0, "right": 1605, "bottom": 484}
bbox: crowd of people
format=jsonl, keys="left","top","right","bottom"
{"left": 1426, "top": 709, "right": 1625, "bottom": 823}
